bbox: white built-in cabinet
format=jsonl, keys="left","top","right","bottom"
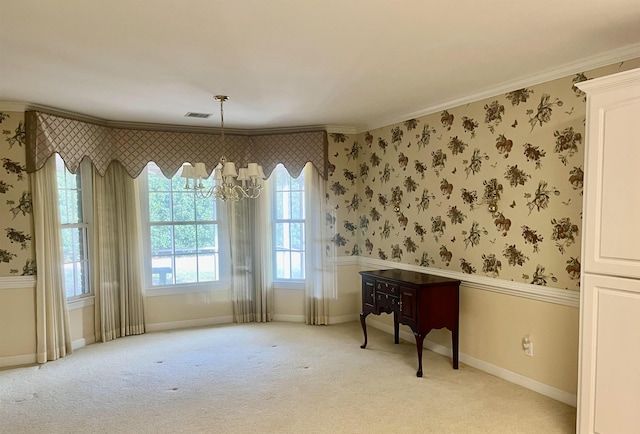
{"left": 576, "top": 68, "right": 640, "bottom": 434}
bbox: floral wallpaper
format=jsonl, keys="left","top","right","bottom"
{"left": 0, "top": 111, "right": 35, "bottom": 276}
{"left": 3, "top": 59, "right": 640, "bottom": 287}
{"left": 326, "top": 59, "right": 640, "bottom": 291}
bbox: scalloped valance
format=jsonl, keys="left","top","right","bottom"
{"left": 25, "top": 111, "right": 328, "bottom": 179}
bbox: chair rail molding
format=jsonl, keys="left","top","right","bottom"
{"left": 0, "top": 276, "right": 36, "bottom": 290}
{"left": 342, "top": 256, "right": 579, "bottom": 308}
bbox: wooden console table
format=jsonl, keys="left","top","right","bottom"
{"left": 359, "top": 269, "right": 460, "bottom": 377}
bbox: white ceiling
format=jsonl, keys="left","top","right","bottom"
{"left": 2, "top": 0, "right": 640, "bottom": 133}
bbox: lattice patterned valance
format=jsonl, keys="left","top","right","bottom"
{"left": 25, "top": 111, "right": 328, "bottom": 179}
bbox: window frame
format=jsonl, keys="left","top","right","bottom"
{"left": 55, "top": 154, "right": 93, "bottom": 300}
{"left": 271, "top": 164, "right": 306, "bottom": 285}
{"left": 139, "top": 163, "right": 231, "bottom": 296}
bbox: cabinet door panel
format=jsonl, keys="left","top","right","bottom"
{"left": 578, "top": 273, "right": 640, "bottom": 434}
{"left": 583, "top": 87, "right": 640, "bottom": 278}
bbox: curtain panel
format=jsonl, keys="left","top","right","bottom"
{"left": 25, "top": 111, "right": 328, "bottom": 180}
{"left": 304, "top": 163, "right": 337, "bottom": 325}
{"left": 92, "top": 162, "right": 146, "bottom": 342}
{"left": 30, "top": 156, "right": 72, "bottom": 363}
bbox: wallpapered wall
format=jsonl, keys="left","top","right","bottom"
{"left": 2, "top": 60, "right": 639, "bottom": 284}
{"left": 0, "top": 111, "right": 34, "bottom": 276}
{"left": 325, "top": 60, "right": 640, "bottom": 291}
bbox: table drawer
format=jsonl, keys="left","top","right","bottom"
{"left": 376, "top": 281, "right": 398, "bottom": 295}
{"left": 376, "top": 291, "right": 399, "bottom": 309}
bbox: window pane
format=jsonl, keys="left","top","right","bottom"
{"left": 175, "top": 255, "right": 198, "bottom": 284}
{"left": 59, "top": 227, "right": 89, "bottom": 297}
{"left": 78, "top": 260, "right": 89, "bottom": 295}
{"left": 197, "top": 254, "right": 218, "bottom": 281}
{"left": 148, "top": 165, "right": 171, "bottom": 192}
{"left": 275, "top": 223, "right": 288, "bottom": 249}
{"left": 276, "top": 192, "right": 286, "bottom": 219}
{"left": 172, "top": 192, "right": 195, "bottom": 221}
{"left": 174, "top": 224, "right": 196, "bottom": 255}
{"left": 290, "top": 192, "right": 304, "bottom": 219}
{"left": 290, "top": 252, "right": 304, "bottom": 279}
{"left": 150, "top": 225, "right": 173, "bottom": 255}
{"left": 290, "top": 223, "right": 304, "bottom": 250}
{"left": 59, "top": 188, "right": 70, "bottom": 224}
{"left": 61, "top": 228, "right": 74, "bottom": 263}
{"left": 149, "top": 192, "right": 171, "bottom": 222}
{"left": 290, "top": 174, "right": 304, "bottom": 190}
{"left": 78, "top": 227, "right": 88, "bottom": 262}
{"left": 152, "top": 256, "right": 174, "bottom": 285}
{"left": 56, "top": 163, "right": 66, "bottom": 188}
{"left": 276, "top": 251, "right": 290, "bottom": 279}
{"left": 276, "top": 168, "right": 290, "bottom": 191}
{"left": 197, "top": 224, "right": 216, "bottom": 253}
{"left": 195, "top": 198, "right": 216, "bottom": 221}
{"left": 64, "top": 263, "right": 75, "bottom": 298}
{"left": 67, "top": 189, "right": 81, "bottom": 223}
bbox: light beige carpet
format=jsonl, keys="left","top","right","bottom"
{"left": 0, "top": 321, "right": 576, "bottom": 433}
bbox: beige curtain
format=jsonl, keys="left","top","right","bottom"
{"left": 253, "top": 176, "right": 274, "bottom": 322}
{"left": 304, "top": 163, "right": 337, "bottom": 325}
{"left": 31, "top": 156, "right": 72, "bottom": 363}
{"left": 226, "top": 198, "right": 254, "bottom": 323}
{"left": 92, "top": 161, "right": 145, "bottom": 342}
{"left": 226, "top": 179, "right": 274, "bottom": 323}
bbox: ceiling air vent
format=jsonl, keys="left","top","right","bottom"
{"left": 184, "top": 112, "right": 212, "bottom": 119}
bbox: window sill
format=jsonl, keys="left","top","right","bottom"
{"left": 273, "top": 281, "right": 305, "bottom": 290}
{"left": 67, "top": 295, "right": 94, "bottom": 311}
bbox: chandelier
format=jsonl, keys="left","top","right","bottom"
{"left": 180, "top": 95, "right": 265, "bottom": 201}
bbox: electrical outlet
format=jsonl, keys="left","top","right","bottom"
{"left": 522, "top": 336, "right": 533, "bottom": 357}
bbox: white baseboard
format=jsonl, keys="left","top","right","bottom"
{"left": 145, "top": 315, "right": 234, "bottom": 332}
{"left": 329, "top": 314, "right": 359, "bottom": 324}
{"left": 272, "top": 314, "right": 305, "bottom": 323}
{"left": 366, "top": 319, "right": 577, "bottom": 408}
{"left": 271, "top": 314, "right": 358, "bottom": 324}
{"left": 72, "top": 336, "right": 96, "bottom": 351}
{"left": 0, "top": 353, "right": 36, "bottom": 369}
{"left": 424, "top": 340, "right": 577, "bottom": 408}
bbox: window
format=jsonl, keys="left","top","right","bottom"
{"left": 272, "top": 164, "right": 305, "bottom": 280}
{"left": 55, "top": 154, "right": 91, "bottom": 298}
{"left": 142, "top": 163, "right": 223, "bottom": 287}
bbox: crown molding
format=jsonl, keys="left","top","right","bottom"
{"left": 357, "top": 42, "right": 640, "bottom": 133}
{"left": 0, "top": 101, "right": 31, "bottom": 113}
{"left": 0, "top": 100, "right": 116, "bottom": 125}
{"left": 0, "top": 100, "right": 357, "bottom": 136}
{"left": 324, "top": 125, "right": 357, "bottom": 135}
{"left": 575, "top": 65, "right": 640, "bottom": 93}
{"left": 5, "top": 43, "right": 639, "bottom": 136}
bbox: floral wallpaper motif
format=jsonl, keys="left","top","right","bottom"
{"left": 325, "top": 59, "right": 640, "bottom": 291}
{"left": 0, "top": 112, "right": 35, "bottom": 276}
